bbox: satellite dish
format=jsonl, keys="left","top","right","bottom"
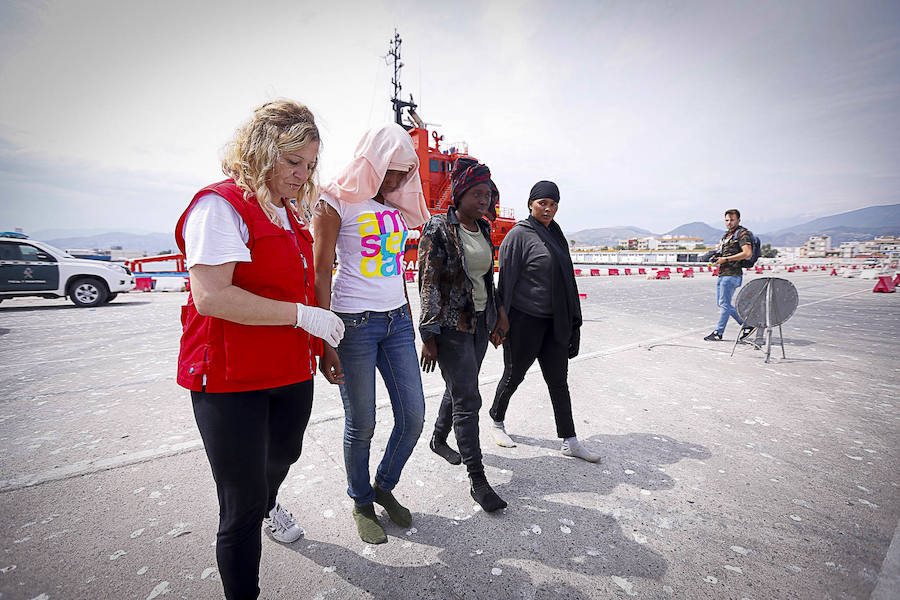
{"left": 735, "top": 277, "right": 798, "bottom": 327}
{"left": 732, "top": 277, "right": 799, "bottom": 362}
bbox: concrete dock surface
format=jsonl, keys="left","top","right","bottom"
{"left": 1, "top": 270, "right": 898, "bottom": 600}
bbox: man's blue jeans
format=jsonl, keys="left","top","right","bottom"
{"left": 715, "top": 275, "right": 744, "bottom": 334}
{"left": 335, "top": 305, "right": 425, "bottom": 506}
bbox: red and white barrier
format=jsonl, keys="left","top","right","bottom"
{"left": 873, "top": 276, "right": 896, "bottom": 293}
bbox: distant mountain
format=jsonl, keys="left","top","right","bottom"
{"left": 31, "top": 228, "right": 156, "bottom": 239}
{"left": 566, "top": 226, "right": 656, "bottom": 247}
{"left": 664, "top": 221, "right": 724, "bottom": 245}
{"left": 790, "top": 204, "right": 899, "bottom": 230}
{"left": 761, "top": 204, "right": 900, "bottom": 246}
{"left": 43, "top": 231, "right": 177, "bottom": 254}
{"left": 567, "top": 204, "right": 900, "bottom": 248}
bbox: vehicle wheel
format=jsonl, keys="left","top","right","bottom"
{"left": 105, "top": 293, "right": 118, "bottom": 303}
{"left": 70, "top": 278, "right": 108, "bottom": 307}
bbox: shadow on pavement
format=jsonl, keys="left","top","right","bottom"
{"left": 293, "top": 432, "right": 709, "bottom": 599}
{"left": 496, "top": 432, "right": 711, "bottom": 496}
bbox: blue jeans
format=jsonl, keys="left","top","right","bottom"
{"left": 715, "top": 275, "right": 744, "bottom": 334}
{"left": 335, "top": 305, "right": 425, "bottom": 506}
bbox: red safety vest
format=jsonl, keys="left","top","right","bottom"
{"left": 175, "top": 179, "right": 322, "bottom": 393}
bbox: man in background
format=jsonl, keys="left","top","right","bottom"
{"left": 704, "top": 209, "right": 755, "bottom": 342}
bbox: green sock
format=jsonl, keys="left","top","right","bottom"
{"left": 352, "top": 504, "right": 387, "bottom": 544}
{"left": 374, "top": 485, "right": 413, "bottom": 528}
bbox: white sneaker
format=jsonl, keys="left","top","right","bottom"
{"left": 561, "top": 437, "right": 601, "bottom": 463}
{"left": 264, "top": 503, "right": 304, "bottom": 543}
{"left": 490, "top": 421, "right": 516, "bottom": 447}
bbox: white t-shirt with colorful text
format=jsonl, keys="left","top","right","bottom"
{"left": 323, "top": 193, "right": 408, "bottom": 313}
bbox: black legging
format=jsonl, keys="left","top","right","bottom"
{"left": 489, "top": 308, "right": 576, "bottom": 439}
{"left": 192, "top": 379, "right": 313, "bottom": 600}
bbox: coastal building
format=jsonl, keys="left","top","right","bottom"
{"left": 637, "top": 237, "right": 659, "bottom": 251}
{"left": 838, "top": 236, "right": 899, "bottom": 259}
{"left": 617, "top": 236, "right": 703, "bottom": 251}
{"left": 805, "top": 235, "right": 831, "bottom": 258}
{"left": 570, "top": 248, "right": 706, "bottom": 265}
{"left": 773, "top": 246, "right": 797, "bottom": 260}
{"left": 656, "top": 235, "right": 704, "bottom": 250}
{"left": 839, "top": 241, "right": 862, "bottom": 259}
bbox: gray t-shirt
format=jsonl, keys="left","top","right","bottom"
{"left": 459, "top": 224, "right": 492, "bottom": 312}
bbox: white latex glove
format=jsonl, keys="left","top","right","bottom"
{"left": 296, "top": 304, "right": 345, "bottom": 347}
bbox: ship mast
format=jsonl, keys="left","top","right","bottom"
{"left": 388, "top": 30, "right": 424, "bottom": 129}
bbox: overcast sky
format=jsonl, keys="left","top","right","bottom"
{"left": 1, "top": 0, "right": 898, "bottom": 236}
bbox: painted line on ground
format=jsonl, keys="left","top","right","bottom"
{"left": 796, "top": 287, "right": 871, "bottom": 308}
{"left": 0, "top": 285, "right": 873, "bottom": 493}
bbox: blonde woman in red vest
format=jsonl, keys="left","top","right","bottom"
{"left": 175, "top": 100, "right": 345, "bottom": 600}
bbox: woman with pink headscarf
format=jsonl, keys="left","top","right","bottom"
{"left": 313, "top": 124, "right": 430, "bottom": 545}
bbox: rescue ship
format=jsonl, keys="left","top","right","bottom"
{"left": 386, "top": 31, "right": 516, "bottom": 272}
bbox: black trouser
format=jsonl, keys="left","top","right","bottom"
{"left": 433, "top": 312, "right": 490, "bottom": 474}
{"left": 192, "top": 379, "right": 314, "bottom": 600}
{"left": 489, "top": 308, "right": 577, "bottom": 439}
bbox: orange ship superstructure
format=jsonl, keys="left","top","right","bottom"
{"left": 387, "top": 31, "right": 516, "bottom": 272}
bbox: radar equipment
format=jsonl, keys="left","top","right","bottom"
{"left": 387, "top": 30, "right": 420, "bottom": 129}
{"left": 731, "top": 277, "right": 799, "bottom": 363}
{"left": 382, "top": 30, "right": 518, "bottom": 268}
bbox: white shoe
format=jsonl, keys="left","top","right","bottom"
{"left": 264, "top": 503, "right": 304, "bottom": 543}
{"left": 561, "top": 437, "right": 601, "bottom": 463}
{"left": 490, "top": 421, "right": 516, "bottom": 447}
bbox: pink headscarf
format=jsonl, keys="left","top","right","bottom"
{"left": 322, "top": 123, "right": 430, "bottom": 228}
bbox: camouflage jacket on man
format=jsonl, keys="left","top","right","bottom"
{"left": 417, "top": 206, "right": 499, "bottom": 342}
{"left": 717, "top": 227, "right": 752, "bottom": 277}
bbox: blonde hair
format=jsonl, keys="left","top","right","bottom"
{"left": 221, "top": 100, "right": 320, "bottom": 228}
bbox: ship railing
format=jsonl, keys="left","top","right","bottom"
{"left": 497, "top": 206, "right": 516, "bottom": 220}
{"left": 442, "top": 141, "right": 469, "bottom": 156}
{"left": 126, "top": 253, "right": 186, "bottom": 274}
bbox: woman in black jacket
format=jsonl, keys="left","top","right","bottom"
{"left": 488, "top": 181, "right": 601, "bottom": 462}
{"left": 418, "top": 159, "right": 510, "bottom": 512}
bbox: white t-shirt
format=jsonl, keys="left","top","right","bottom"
{"left": 182, "top": 193, "right": 293, "bottom": 268}
{"left": 322, "top": 193, "right": 408, "bottom": 313}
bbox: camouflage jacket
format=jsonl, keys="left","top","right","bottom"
{"left": 717, "top": 227, "right": 752, "bottom": 277}
{"left": 417, "top": 207, "right": 499, "bottom": 342}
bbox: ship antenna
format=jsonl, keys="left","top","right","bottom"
{"left": 388, "top": 29, "right": 418, "bottom": 128}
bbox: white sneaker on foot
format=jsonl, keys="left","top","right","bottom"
{"left": 561, "top": 437, "right": 601, "bottom": 463}
{"left": 264, "top": 503, "right": 304, "bottom": 543}
{"left": 490, "top": 421, "right": 516, "bottom": 447}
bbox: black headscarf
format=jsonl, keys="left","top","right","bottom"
{"left": 524, "top": 181, "right": 582, "bottom": 356}
{"left": 527, "top": 180, "right": 560, "bottom": 205}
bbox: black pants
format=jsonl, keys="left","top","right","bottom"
{"left": 192, "top": 379, "right": 314, "bottom": 600}
{"left": 489, "top": 308, "right": 577, "bottom": 439}
{"left": 433, "top": 312, "right": 490, "bottom": 474}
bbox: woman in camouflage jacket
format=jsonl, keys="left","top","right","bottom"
{"left": 417, "top": 159, "right": 509, "bottom": 512}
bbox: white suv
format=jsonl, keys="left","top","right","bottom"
{"left": 0, "top": 235, "right": 136, "bottom": 307}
